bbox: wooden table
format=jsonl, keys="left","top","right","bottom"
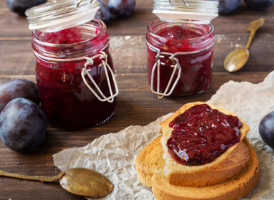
{"left": 0, "top": 0, "right": 273, "bottom": 199}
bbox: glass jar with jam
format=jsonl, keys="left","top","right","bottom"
{"left": 147, "top": 0, "right": 218, "bottom": 97}
{"left": 26, "top": 0, "right": 118, "bottom": 129}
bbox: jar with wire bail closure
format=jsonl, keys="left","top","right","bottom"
{"left": 147, "top": 0, "right": 218, "bottom": 97}
{"left": 26, "top": 0, "right": 119, "bottom": 129}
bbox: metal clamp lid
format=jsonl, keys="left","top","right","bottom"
{"left": 153, "top": 0, "right": 219, "bottom": 24}
{"left": 147, "top": 41, "right": 214, "bottom": 98}
{"left": 151, "top": 53, "right": 182, "bottom": 98}
{"left": 33, "top": 43, "right": 119, "bottom": 103}
{"left": 25, "top": 0, "right": 99, "bottom": 32}
{"left": 82, "top": 52, "right": 119, "bottom": 103}
{"left": 147, "top": 42, "right": 181, "bottom": 98}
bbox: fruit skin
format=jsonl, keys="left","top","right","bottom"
{"left": 95, "top": 0, "right": 111, "bottom": 23}
{"left": 259, "top": 111, "right": 274, "bottom": 148}
{"left": 219, "top": 0, "right": 241, "bottom": 15}
{"left": 0, "top": 98, "right": 47, "bottom": 153}
{"left": 244, "top": 0, "right": 274, "bottom": 10}
{"left": 0, "top": 79, "right": 40, "bottom": 112}
{"left": 6, "top": 0, "right": 47, "bottom": 15}
{"left": 108, "top": 0, "right": 135, "bottom": 18}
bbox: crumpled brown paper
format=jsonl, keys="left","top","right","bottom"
{"left": 53, "top": 71, "right": 274, "bottom": 200}
{"left": 53, "top": 114, "right": 172, "bottom": 200}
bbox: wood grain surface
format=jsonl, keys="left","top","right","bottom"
{"left": 0, "top": 0, "right": 274, "bottom": 199}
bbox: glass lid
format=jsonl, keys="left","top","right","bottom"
{"left": 25, "top": 0, "right": 100, "bottom": 32}
{"left": 153, "top": 0, "right": 219, "bottom": 24}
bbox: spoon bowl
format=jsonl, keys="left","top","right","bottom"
{"left": 224, "top": 48, "right": 250, "bottom": 72}
{"left": 60, "top": 168, "right": 113, "bottom": 198}
{"left": 224, "top": 18, "right": 264, "bottom": 73}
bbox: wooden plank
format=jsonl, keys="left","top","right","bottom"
{"left": 0, "top": 34, "right": 274, "bottom": 76}
{"left": 0, "top": 71, "right": 268, "bottom": 129}
{"left": 0, "top": 0, "right": 274, "bottom": 37}
{"left": 0, "top": 71, "right": 268, "bottom": 200}
{"left": 0, "top": 0, "right": 153, "bottom": 9}
{"left": 0, "top": 0, "right": 273, "bottom": 199}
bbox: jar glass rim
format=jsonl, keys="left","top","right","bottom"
{"left": 148, "top": 19, "right": 214, "bottom": 43}
{"left": 33, "top": 19, "right": 106, "bottom": 47}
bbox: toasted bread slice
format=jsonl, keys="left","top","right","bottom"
{"left": 151, "top": 138, "right": 260, "bottom": 200}
{"left": 161, "top": 102, "right": 250, "bottom": 186}
{"left": 136, "top": 135, "right": 250, "bottom": 187}
{"left": 136, "top": 135, "right": 164, "bottom": 187}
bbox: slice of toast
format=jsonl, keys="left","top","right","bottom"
{"left": 136, "top": 135, "right": 250, "bottom": 187}
{"left": 151, "top": 138, "right": 260, "bottom": 200}
{"left": 136, "top": 136, "right": 260, "bottom": 200}
{"left": 161, "top": 102, "right": 250, "bottom": 187}
{"left": 136, "top": 135, "right": 164, "bottom": 187}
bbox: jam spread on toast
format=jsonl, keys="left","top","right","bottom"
{"left": 167, "top": 104, "right": 242, "bottom": 166}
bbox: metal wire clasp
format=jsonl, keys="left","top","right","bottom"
{"left": 76, "top": 0, "right": 94, "bottom": 7}
{"left": 169, "top": 0, "right": 189, "bottom": 7}
{"left": 81, "top": 51, "right": 119, "bottom": 103}
{"left": 150, "top": 47, "right": 182, "bottom": 98}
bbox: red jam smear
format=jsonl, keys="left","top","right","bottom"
{"left": 35, "top": 27, "right": 116, "bottom": 129}
{"left": 147, "top": 22, "right": 214, "bottom": 96}
{"left": 167, "top": 104, "right": 243, "bottom": 166}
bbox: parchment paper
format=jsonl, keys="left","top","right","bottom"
{"left": 53, "top": 71, "right": 274, "bottom": 200}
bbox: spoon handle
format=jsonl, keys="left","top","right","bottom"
{"left": 245, "top": 18, "right": 265, "bottom": 50}
{"left": 0, "top": 170, "right": 65, "bottom": 182}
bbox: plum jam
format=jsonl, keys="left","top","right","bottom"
{"left": 32, "top": 20, "right": 117, "bottom": 129}
{"left": 146, "top": 19, "right": 214, "bottom": 97}
{"left": 167, "top": 104, "right": 243, "bottom": 166}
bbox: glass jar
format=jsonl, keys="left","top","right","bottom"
{"left": 146, "top": 19, "right": 215, "bottom": 97}
{"left": 32, "top": 19, "right": 118, "bottom": 129}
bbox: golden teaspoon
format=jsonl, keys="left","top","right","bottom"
{"left": 0, "top": 168, "right": 113, "bottom": 198}
{"left": 224, "top": 18, "right": 265, "bottom": 72}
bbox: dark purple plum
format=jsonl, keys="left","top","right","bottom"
{"left": 259, "top": 111, "right": 274, "bottom": 148}
{"left": 108, "top": 0, "right": 135, "bottom": 18}
{"left": 244, "top": 0, "right": 274, "bottom": 10}
{"left": 0, "top": 98, "right": 47, "bottom": 152}
{"left": 95, "top": 0, "right": 111, "bottom": 23}
{"left": 6, "top": 0, "right": 47, "bottom": 15}
{"left": 0, "top": 79, "right": 40, "bottom": 112}
{"left": 219, "top": 0, "right": 241, "bottom": 15}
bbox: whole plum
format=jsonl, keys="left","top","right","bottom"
{"left": 259, "top": 111, "right": 274, "bottom": 148}
{"left": 108, "top": 0, "right": 135, "bottom": 18}
{"left": 244, "top": 0, "right": 274, "bottom": 10}
{"left": 0, "top": 98, "right": 47, "bottom": 152}
{"left": 6, "top": 0, "right": 47, "bottom": 15}
{"left": 0, "top": 79, "right": 40, "bottom": 112}
{"left": 219, "top": 0, "right": 241, "bottom": 15}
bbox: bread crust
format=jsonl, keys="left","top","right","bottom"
{"left": 151, "top": 138, "right": 260, "bottom": 200}
{"left": 136, "top": 136, "right": 164, "bottom": 187}
{"left": 136, "top": 135, "right": 250, "bottom": 187}
{"left": 161, "top": 102, "right": 250, "bottom": 187}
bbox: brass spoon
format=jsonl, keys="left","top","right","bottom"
{"left": 0, "top": 168, "right": 113, "bottom": 198}
{"left": 224, "top": 18, "right": 265, "bottom": 72}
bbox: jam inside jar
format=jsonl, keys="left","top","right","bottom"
{"left": 146, "top": 19, "right": 215, "bottom": 96}
{"left": 32, "top": 20, "right": 117, "bottom": 129}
